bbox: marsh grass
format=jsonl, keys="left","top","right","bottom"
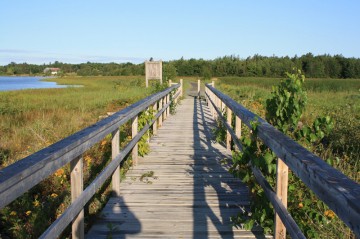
{"left": 0, "top": 76, "right": 155, "bottom": 238}
{"left": 0, "top": 76, "right": 151, "bottom": 166}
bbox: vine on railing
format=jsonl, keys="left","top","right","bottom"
{"left": 228, "top": 70, "right": 338, "bottom": 237}
{"left": 137, "top": 108, "right": 155, "bottom": 156}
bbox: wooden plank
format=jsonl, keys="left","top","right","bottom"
{"left": 111, "top": 128, "right": 120, "bottom": 196}
{"left": 235, "top": 116, "right": 242, "bottom": 151}
{"left": 252, "top": 163, "right": 305, "bottom": 239}
{"left": 275, "top": 158, "right": 289, "bottom": 239}
{"left": 86, "top": 98, "right": 260, "bottom": 238}
{"left": 70, "top": 156, "right": 84, "bottom": 239}
{"left": 158, "top": 98, "right": 163, "bottom": 127}
{"left": 198, "top": 79, "right": 201, "bottom": 98}
{"left": 132, "top": 116, "right": 138, "bottom": 166}
{"left": 0, "top": 84, "right": 180, "bottom": 209}
{"left": 206, "top": 84, "right": 360, "bottom": 236}
{"left": 40, "top": 120, "right": 155, "bottom": 238}
{"left": 152, "top": 103, "right": 157, "bottom": 135}
{"left": 226, "top": 107, "right": 232, "bottom": 151}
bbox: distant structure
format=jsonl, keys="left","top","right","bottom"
{"left": 44, "top": 68, "right": 60, "bottom": 75}
{"left": 145, "top": 60, "right": 162, "bottom": 87}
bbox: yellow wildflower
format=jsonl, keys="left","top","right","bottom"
{"left": 84, "top": 155, "right": 92, "bottom": 167}
{"left": 51, "top": 193, "right": 58, "bottom": 198}
{"left": 324, "top": 210, "right": 335, "bottom": 219}
{"left": 25, "top": 211, "right": 32, "bottom": 216}
{"left": 54, "top": 168, "right": 64, "bottom": 177}
{"left": 33, "top": 200, "right": 40, "bottom": 207}
{"left": 10, "top": 211, "right": 17, "bottom": 216}
{"left": 298, "top": 202, "right": 303, "bottom": 208}
{"left": 101, "top": 140, "right": 107, "bottom": 146}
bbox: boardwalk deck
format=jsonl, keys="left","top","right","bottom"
{"left": 86, "top": 96, "right": 269, "bottom": 238}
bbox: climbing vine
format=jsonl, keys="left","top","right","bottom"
{"left": 229, "top": 70, "right": 336, "bottom": 238}
{"left": 137, "top": 108, "right": 155, "bottom": 157}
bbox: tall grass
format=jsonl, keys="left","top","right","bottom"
{"left": 0, "top": 76, "right": 152, "bottom": 166}
{"left": 0, "top": 76, "right": 172, "bottom": 238}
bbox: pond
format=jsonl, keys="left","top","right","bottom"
{"left": 0, "top": 76, "right": 80, "bottom": 91}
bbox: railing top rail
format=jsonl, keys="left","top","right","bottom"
{"left": 0, "top": 83, "right": 180, "bottom": 209}
{"left": 205, "top": 83, "right": 360, "bottom": 235}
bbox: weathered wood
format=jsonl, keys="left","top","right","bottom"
{"left": 132, "top": 116, "right": 138, "bottom": 166}
{"left": 152, "top": 103, "right": 157, "bottom": 135}
{"left": 206, "top": 91, "right": 243, "bottom": 151}
{"left": 158, "top": 98, "right": 163, "bottom": 127}
{"left": 198, "top": 79, "right": 201, "bottom": 98}
{"left": 180, "top": 78, "right": 183, "bottom": 98}
{"left": 0, "top": 84, "right": 179, "bottom": 210}
{"left": 111, "top": 128, "right": 120, "bottom": 196}
{"left": 235, "top": 116, "right": 242, "bottom": 151}
{"left": 86, "top": 98, "right": 263, "bottom": 238}
{"left": 275, "top": 158, "right": 289, "bottom": 239}
{"left": 145, "top": 60, "right": 162, "bottom": 87}
{"left": 206, "top": 84, "right": 360, "bottom": 236}
{"left": 70, "top": 156, "right": 84, "bottom": 239}
{"left": 40, "top": 114, "right": 155, "bottom": 238}
{"left": 252, "top": 163, "right": 305, "bottom": 239}
{"left": 226, "top": 107, "right": 232, "bottom": 151}
{"left": 166, "top": 94, "right": 170, "bottom": 118}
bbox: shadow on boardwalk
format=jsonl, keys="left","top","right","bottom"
{"left": 86, "top": 94, "right": 269, "bottom": 238}
{"left": 191, "top": 97, "right": 267, "bottom": 239}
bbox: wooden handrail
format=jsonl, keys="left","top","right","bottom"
{"left": 0, "top": 83, "right": 181, "bottom": 238}
{"left": 205, "top": 83, "right": 360, "bottom": 237}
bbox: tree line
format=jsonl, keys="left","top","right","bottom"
{"left": 1, "top": 53, "right": 360, "bottom": 79}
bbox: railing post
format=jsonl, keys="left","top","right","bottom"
{"left": 111, "top": 128, "right": 120, "bottom": 196}
{"left": 153, "top": 102, "right": 158, "bottom": 135}
{"left": 132, "top": 116, "right": 138, "bottom": 166}
{"left": 226, "top": 107, "right": 232, "bottom": 151}
{"left": 180, "top": 79, "right": 183, "bottom": 98}
{"left": 71, "top": 156, "right": 84, "bottom": 239}
{"left": 275, "top": 158, "right": 289, "bottom": 239}
{"left": 162, "top": 96, "right": 167, "bottom": 121}
{"left": 158, "top": 98, "right": 163, "bottom": 127}
{"left": 198, "top": 79, "right": 201, "bottom": 99}
{"left": 212, "top": 81, "right": 216, "bottom": 119}
{"left": 235, "top": 116, "right": 242, "bottom": 151}
{"left": 166, "top": 93, "right": 170, "bottom": 117}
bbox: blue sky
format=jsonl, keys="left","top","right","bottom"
{"left": 1, "top": 0, "right": 359, "bottom": 65}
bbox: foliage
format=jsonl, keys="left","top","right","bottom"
{"left": 2, "top": 53, "right": 360, "bottom": 79}
{"left": 265, "top": 70, "right": 307, "bottom": 133}
{"left": 163, "top": 62, "right": 177, "bottom": 81}
{"left": 137, "top": 108, "right": 155, "bottom": 157}
{"left": 226, "top": 71, "right": 354, "bottom": 238}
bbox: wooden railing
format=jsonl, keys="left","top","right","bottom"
{"left": 205, "top": 81, "right": 360, "bottom": 239}
{"left": 0, "top": 81, "right": 182, "bottom": 239}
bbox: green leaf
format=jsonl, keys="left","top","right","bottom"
{"left": 263, "top": 152, "right": 274, "bottom": 165}
{"left": 310, "top": 133, "right": 318, "bottom": 142}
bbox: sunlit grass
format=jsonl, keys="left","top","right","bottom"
{"left": 0, "top": 76, "right": 152, "bottom": 166}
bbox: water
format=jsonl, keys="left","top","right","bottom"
{"left": 0, "top": 76, "right": 77, "bottom": 91}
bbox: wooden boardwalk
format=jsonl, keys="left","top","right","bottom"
{"left": 86, "top": 96, "right": 268, "bottom": 238}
